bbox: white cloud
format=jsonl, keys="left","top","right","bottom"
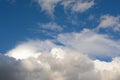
{"left": 62, "top": 0, "right": 95, "bottom": 13}
{"left": 36, "top": 22, "right": 64, "bottom": 37}
{"left": 38, "top": 22, "right": 63, "bottom": 32}
{"left": 57, "top": 29, "right": 120, "bottom": 58}
{"left": 36, "top": 0, "right": 95, "bottom": 16}
{"left": 7, "top": 40, "right": 57, "bottom": 59}
{"left": 62, "top": 0, "right": 94, "bottom": 13}
{"left": 7, "top": 28, "right": 120, "bottom": 59}
{"left": 36, "top": 0, "right": 61, "bottom": 17}
{"left": 97, "top": 15, "right": 120, "bottom": 31}
{"left": 94, "top": 57, "right": 120, "bottom": 80}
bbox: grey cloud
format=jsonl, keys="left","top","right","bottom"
{"left": 0, "top": 37, "right": 120, "bottom": 80}
{"left": 0, "top": 52, "right": 99, "bottom": 80}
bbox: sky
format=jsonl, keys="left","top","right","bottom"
{"left": 0, "top": 0, "right": 120, "bottom": 80}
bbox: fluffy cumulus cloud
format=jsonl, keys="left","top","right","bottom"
{"left": 35, "top": 0, "right": 95, "bottom": 16}
{"left": 0, "top": 41, "right": 120, "bottom": 80}
{"left": 97, "top": 15, "right": 120, "bottom": 31}
{"left": 6, "top": 40, "right": 57, "bottom": 59}
{"left": 0, "top": 46, "right": 100, "bottom": 80}
{"left": 94, "top": 58, "right": 120, "bottom": 80}
{"left": 0, "top": 28, "right": 120, "bottom": 80}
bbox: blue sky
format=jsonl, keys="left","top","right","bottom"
{"left": 0, "top": 0, "right": 120, "bottom": 80}
{"left": 0, "top": 0, "right": 120, "bottom": 54}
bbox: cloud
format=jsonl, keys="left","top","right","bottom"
{"left": 1, "top": 25, "right": 120, "bottom": 80}
{"left": 7, "top": 40, "right": 57, "bottom": 59}
{"left": 1, "top": 46, "right": 120, "bottom": 80}
{"left": 36, "top": 0, "right": 95, "bottom": 16}
{"left": 0, "top": 48, "right": 100, "bottom": 80}
{"left": 36, "top": 0, "right": 61, "bottom": 17}
{"left": 38, "top": 22, "right": 63, "bottom": 32}
{"left": 61, "top": 0, "right": 94, "bottom": 13}
{"left": 1, "top": 28, "right": 120, "bottom": 80}
{"left": 36, "top": 22, "right": 64, "bottom": 37}
{"left": 97, "top": 15, "right": 120, "bottom": 31}
{"left": 94, "top": 57, "right": 120, "bottom": 80}
{"left": 88, "top": 14, "right": 95, "bottom": 20}
{"left": 57, "top": 29, "right": 120, "bottom": 58}
{"left": 7, "top": 28, "right": 120, "bottom": 59}
{"left": 6, "top": 29, "right": 120, "bottom": 60}
{"left": 6, "top": 0, "right": 16, "bottom": 3}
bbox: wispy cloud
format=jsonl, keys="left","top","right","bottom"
{"left": 36, "top": 0, "right": 61, "bottom": 17}
{"left": 61, "top": 0, "right": 94, "bottom": 13}
{"left": 35, "top": 0, "right": 95, "bottom": 17}
{"left": 97, "top": 15, "right": 120, "bottom": 31}
{"left": 57, "top": 29, "right": 120, "bottom": 58}
{"left": 38, "top": 22, "right": 63, "bottom": 32}
{"left": 36, "top": 22, "right": 64, "bottom": 37}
